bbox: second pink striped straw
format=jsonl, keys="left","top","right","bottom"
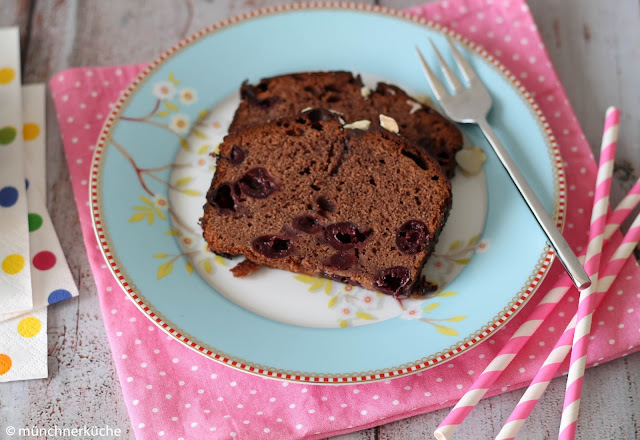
{"left": 558, "top": 107, "right": 621, "bottom": 440}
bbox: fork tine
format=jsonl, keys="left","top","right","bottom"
{"left": 428, "top": 39, "right": 463, "bottom": 94}
{"left": 414, "top": 46, "right": 449, "bottom": 102}
{"left": 445, "top": 35, "right": 478, "bottom": 85}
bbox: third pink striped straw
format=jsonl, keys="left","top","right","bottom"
{"left": 496, "top": 207, "right": 639, "bottom": 440}
{"left": 433, "top": 107, "right": 623, "bottom": 440}
{"left": 558, "top": 107, "right": 621, "bottom": 440}
{"left": 603, "top": 176, "right": 640, "bottom": 237}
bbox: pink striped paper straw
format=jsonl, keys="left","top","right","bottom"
{"left": 496, "top": 209, "right": 639, "bottom": 440}
{"left": 433, "top": 108, "right": 624, "bottom": 440}
{"left": 604, "top": 177, "right": 640, "bottom": 238}
{"left": 558, "top": 107, "right": 621, "bottom": 440}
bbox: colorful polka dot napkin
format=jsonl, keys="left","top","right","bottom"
{"left": 20, "top": 85, "right": 77, "bottom": 308}
{"left": 0, "top": 308, "right": 47, "bottom": 381}
{"left": 50, "top": 0, "right": 640, "bottom": 438}
{"left": 0, "top": 29, "right": 78, "bottom": 382}
{"left": 0, "top": 84, "right": 79, "bottom": 323}
{"left": 0, "top": 27, "right": 33, "bottom": 315}
{"left": 22, "top": 85, "right": 47, "bottom": 198}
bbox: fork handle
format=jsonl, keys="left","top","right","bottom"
{"left": 476, "top": 117, "right": 591, "bottom": 290}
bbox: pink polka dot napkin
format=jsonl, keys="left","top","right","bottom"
{"left": 50, "top": 0, "right": 640, "bottom": 438}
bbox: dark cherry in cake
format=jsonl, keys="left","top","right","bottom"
{"left": 201, "top": 109, "right": 452, "bottom": 298}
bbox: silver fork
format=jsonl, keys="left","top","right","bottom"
{"left": 416, "top": 37, "right": 591, "bottom": 291}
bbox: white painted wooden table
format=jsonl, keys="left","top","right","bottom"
{"left": 1, "top": 1, "right": 638, "bottom": 439}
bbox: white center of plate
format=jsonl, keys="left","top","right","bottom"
{"left": 168, "top": 74, "right": 487, "bottom": 328}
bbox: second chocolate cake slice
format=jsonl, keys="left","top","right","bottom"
{"left": 201, "top": 109, "right": 452, "bottom": 298}
{"left": 230, "top": 71, "right": 463, "bottom": 176}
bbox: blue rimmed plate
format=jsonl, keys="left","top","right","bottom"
{"left": 91, "top": 3, "right": 564, "bottom": 383}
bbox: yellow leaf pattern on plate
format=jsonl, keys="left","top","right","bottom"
{"left": 433, "top": 234, "right": 483, "bottom": 286}
{"left": 129, "top": 212, "right": 146, "bottom": 223}
{"left": 434, "top": 324, "right": 458, "bottom": 336}
{"left": 168, "top": 73, "right": 180, "bottom": 86}
{"left": 176, "top": 176, "right": 192, "bottom": 187}
{"left": 308, "top": 280, "right": 324, "bottom": 292}
{"left": 164, "top": 101, "right": 179, "bottom": 112}
{"left": 157, "top": 260, "right": 174, "bottom": 279}
{"left": 294, "top": 275, "right": 334, "bottom": 294}
{"left": 185, "top": 261, "right": 194, "bottom": 275}
{"left": 339, "top": 320, "right": 348, "bottom": 328}
{"left": 328, "top": 296, "right": 338, "bottom": 308}
{"left": 422, "top": 302, "right": 440, "bottom": 311}
{"left": 193, "top": 129, "right": 207, "bottom": 139}
{"left": 213, "top": 255, "right": 226, "bottom": 266}
{"left": 411, "top": 293, "right": 465, "bottom": 334}
{"left": 155, "top": 209, "right": 166, "bottom": 221}
{"left": 356, "top": 312, "right": 374, "bottom": 320}
{"left": 132, "top": 195, "right": 166, "bottom": 221}
{"left": 437, "top": 291, "right": 458, "bottom": 297}
{"left": 447, "top": 316, "right": 467, "bottom": 322}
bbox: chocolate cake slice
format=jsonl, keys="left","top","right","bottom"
{"left": 201, "top": 109, "right": 452, "bottom": 298}
{"left": 230, "top": 71, "right": 463, "bottom": 176}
